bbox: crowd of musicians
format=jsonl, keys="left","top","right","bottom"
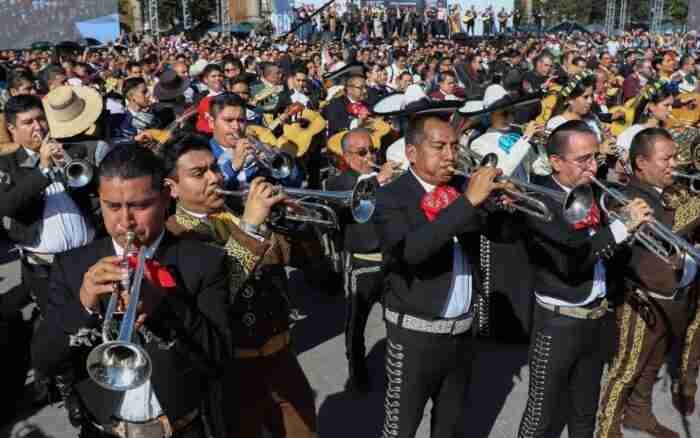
{"left": 293, "top": 2, "right": 524, "bottom": 41}
{"left": 0, "top": 22, "right": 699, "bottom": 438}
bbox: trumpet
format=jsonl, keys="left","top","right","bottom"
{"left": 215, "top": 179, "right": 377, "bottom": 229}
{"left": 456, "top": 151, "right": 593, "bottom": 223}
{"left": 672, "top": 171, "right": 700, "bottom": 193}
{"left": 85, "top": 231, "right": 152, "bottom": 391}
{"left": 38, "top": 133, "right": 94, "bottom": 188}
{"left": 247, "top": 136, "right": 295, "bottom": 180}
{"left": 593, "top": 176, "right": 700, "bottom": 266}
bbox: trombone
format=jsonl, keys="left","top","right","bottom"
{"left": 592, "top": 175, "right": 700, "bottom": 266}
{"left": 456, "top": 150, "right": 593, "bottom": 223}
{"left": 215, "top": 179, "right": 377, "bottom": 229}
{"left": 247, "top": 136, "right": 295, "bottom": 180}
{"left": 85, "top": 231, "right": 152, "bottom": 391}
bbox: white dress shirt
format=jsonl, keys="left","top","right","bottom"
{"left": 22, "top": 148, "right": 94, "bottom": 254}
{"left": 112, "top": 231, "right": 165, "bottom": 422}
{"left": 410, "top": 168, "right": 472, "bottom": 318}
{"left": 535, "top": 177, "right": 629, "bottom": 307}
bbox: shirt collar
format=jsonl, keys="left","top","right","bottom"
{"left": 410, "top": 167, "right": 436, "bottom": 193}
{"left": 22, "top": 146, "right": 38, "bottom": 158}
{"left": 552, "top": 175, "right": 572, "bottom": 194}
{"left": 112, "top": 230, "right": 165, "bottom": 259}
{"left": 180, "top": 205, "right": 209, "bottom": 220}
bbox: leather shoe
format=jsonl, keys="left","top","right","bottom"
{"left": 672, "top": 390, "right": 695, "bottom": 416}
{"left": 623, "top": 417, "right": 679, "bottom": 438}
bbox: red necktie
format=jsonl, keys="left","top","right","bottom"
{"left": 126, "top": 254, "right": 177, "bottom": 290}
{"left": 421, "top": 185, "right": 460, "bottom": 222}
{"left": 573, "top": 202, "right": 601, "bottom": 230}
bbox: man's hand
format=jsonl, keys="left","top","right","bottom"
{"left": 241, "top": 177, "right": 287, "bottom": 226}
{"left": 619, "top": 198, "right": 653, "bottom": 232}
{"left": 377, "top": 160, "right": 401, "bottom": 185}
{"left": 524, "top": 121, "right": 544, "bottom": 140}
{"left": 79, "top": 256, "right": 124, "bottom": 311}
{"left": 465, "top": 166, "right": 506, "bottom": 207}
{"left": 231, "top": 138, "right": 254, "bottom": 171}
{"left": 134, "top": 131, "right": 155, "bottom": 144}
{"left": 39, "top": 138, "right": 63, "bottom": 171}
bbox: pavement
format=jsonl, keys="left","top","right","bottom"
{"left": 0, "top": 246, "right": 698, "bottom": 438}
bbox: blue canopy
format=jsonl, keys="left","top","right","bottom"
{"left": 75, "top": 14, "right": 120, "bottom": 44}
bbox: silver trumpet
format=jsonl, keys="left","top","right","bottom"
{"left": 38, "top": 133, "right": 94, "bottom": 188}
{"left": 672, "top": 171, "right": 700, "bottom": 193}
{"left": 593, "top": 176, "right": 700, "bottom": 266}
{"left": 248, "top": 136, "right": 295, "bottom": 180}
{"left": 457, "top": 151, "right": 593, "bottom": 223}
{"left": 86, "top": 231, "right": 152, "bottom": 391}
{"left": 215, "top": 179, "right": 377, "bottom": 229}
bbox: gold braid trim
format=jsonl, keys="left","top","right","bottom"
{"left": 672, "top": 195, "right": 700, "bottom": 233}
{"left": 597, "top": 303, "right": 647, "bottom": 437}
{"left": 680, "top": 305, "right": 700, "bottom": 391}
{"left": 174, "top": 207, "right": 267, "bottom": 298}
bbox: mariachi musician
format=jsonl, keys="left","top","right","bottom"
{"left": 463, "top": 6, "right": 477, "bottom": 36}
{"left": 598, "top": 128, "right": 700, "bottom": 438}
{"left": 33, "top": 145, "right": 232, "bottom": 437}
{"left": 516, "top": 120, "right": 653, "bottom": 438}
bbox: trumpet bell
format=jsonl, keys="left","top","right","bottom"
{"left": 270, "top": 152, "right": 294, "bottom": 180}
{"left": 64, "top": 159, "right": 93, "bottom": 188}
{"left": 86, "top": 340, "right": 152, "bottom": 391}
{"left": 564, "top": 185, "right": 594, "bottom": 224}
{"left": 351, "top": 178, "right": 378, "bottom": 223}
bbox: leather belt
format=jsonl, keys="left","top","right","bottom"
{"left": 102, "top": 409, "right": 199, "bottom": 438}
{"left": 235, "top": 331, "right": 290, "bottom": 359}
{"left": 537, "top": 298, "right": 609, "bottom": 320}
{"left": 384, "top": 308, "right": 473, "bottom": 335}
{"left": 352, "top": 252, "right": 382, "bottom": 262}
{"left": 14, "top": 247, "right": 55, "bottom": 266}
{"left": 638, "top": 286, "right": 691, "bottom": 302}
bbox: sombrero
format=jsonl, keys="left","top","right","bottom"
{"left": 43, "top": 85, "right": 103, "bottom": 139}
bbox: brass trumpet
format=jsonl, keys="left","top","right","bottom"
{"left": 247, "top": 136, "right": 295, "bottom": 180}
{"left": 215, "top": 179, "right": 377, "bottom": 229}
{"left": 672, "top": 171, "right": 700, "bottom": 193}
{"left": 38, "top": 133, "right": 94, "bottom": 188}
{"left": 594, "top": 176, "right": 700, "bottom": 266}
{"left": 456, "top": 151, "right": 593, "bottom": 223}
{"left": 86, "top": 231, "right": 152, "bottom": 391}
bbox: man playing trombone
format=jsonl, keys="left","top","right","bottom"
{"left": 161, "top": 133, "right": 318, "bottom": 437}
{"left": 33, "top": 145, "right": 232, "bottom": 437}
{"left": 516, "top": 120, "right": 653, "bottom": 438}
{"left": 597, "top": 128, "right": 697, "bottom": 438}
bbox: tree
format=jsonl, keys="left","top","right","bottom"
{"left": 668, "top": 0, "right": 688, "bottom": 22}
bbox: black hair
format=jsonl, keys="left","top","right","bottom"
{"left": 629, "top": 127, "right": 673, "bottom": 172}
{"left": 201, "top": 63, "right": 223, "bottom": 78}
{"left": 633, "top": 81, "right": 677, "bottom": 124}
{"left": 547, "top": 119, "right": 597, "bottom": 157}
{"left": 122, "top": 76, "right": 146, "bottom": 99}
{"left": 161, "top": 133, "right": 213, "bottom": 178}
{"left": 209, "top": 92, "right": 247, "bottom": 119}
{"left": 7, "top": 71, "right": 34, "bottom": 92}
{"left": 552, "top": 74, "right": 595, "bottom": 117}
{"left": 5, "top": 94, "right": 43, "bottom": 127}
{"left": 98, "top": 144, "right": 165, "bottom": 191}
{"left": 406, "top": 115, "right": 444, "bottom": 147}
{"left": 40, "top": 64, "right": 66, "bottom": 85}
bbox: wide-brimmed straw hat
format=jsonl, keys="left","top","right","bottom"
{"left": 43, "top": 85, "right": 103, "bottom": 139}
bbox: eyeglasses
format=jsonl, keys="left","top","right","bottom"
{"left": 348, "top": 148, "right": 370, "bottom": 157}
{"left": 562, "top": 153, "right": 598, "bottom": 167}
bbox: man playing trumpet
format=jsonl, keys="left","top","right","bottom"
{"left": 33, "top": 145, "right": 232, "bottom": 437}
{"left": 162, "top": 133, "right": 318, "bottom": 437}
{"left": 597, "top": 128, "right": 697, "bottom": 438}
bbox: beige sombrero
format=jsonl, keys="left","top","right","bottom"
{"left": 43, "top": 85, "right": 103, "bottom": 139}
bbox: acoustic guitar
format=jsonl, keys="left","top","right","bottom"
{"left": 140, "top": 107, "right": 198, "bottom": 152}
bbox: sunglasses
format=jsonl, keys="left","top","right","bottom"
{"left": 349, "top": 148, "right": 371, "bottom": 157}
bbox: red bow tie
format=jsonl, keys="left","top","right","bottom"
{"left": 347, "top": 101, "right": 369, "bottom": 118}
{"left": 126, "top": 254, "right": 177, "bottom": 290}
{"left": 573, "top": 202, "right": 601, "bottom": 231}
{"left": 421, "top": 185, "right": 460, "bottom": 222}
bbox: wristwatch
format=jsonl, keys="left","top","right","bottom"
{"left": 239, "top": 220, "right": 270, "bottom": 240}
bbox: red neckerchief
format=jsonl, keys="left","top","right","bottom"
{"left": 572, "top": 202, "right": 601, "bottom": 230}
{"left": 420, "top": 185, "right": 460, "bottom": 222}
{"left": 126, "top": 254, "right": 177, "bottom": 290}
